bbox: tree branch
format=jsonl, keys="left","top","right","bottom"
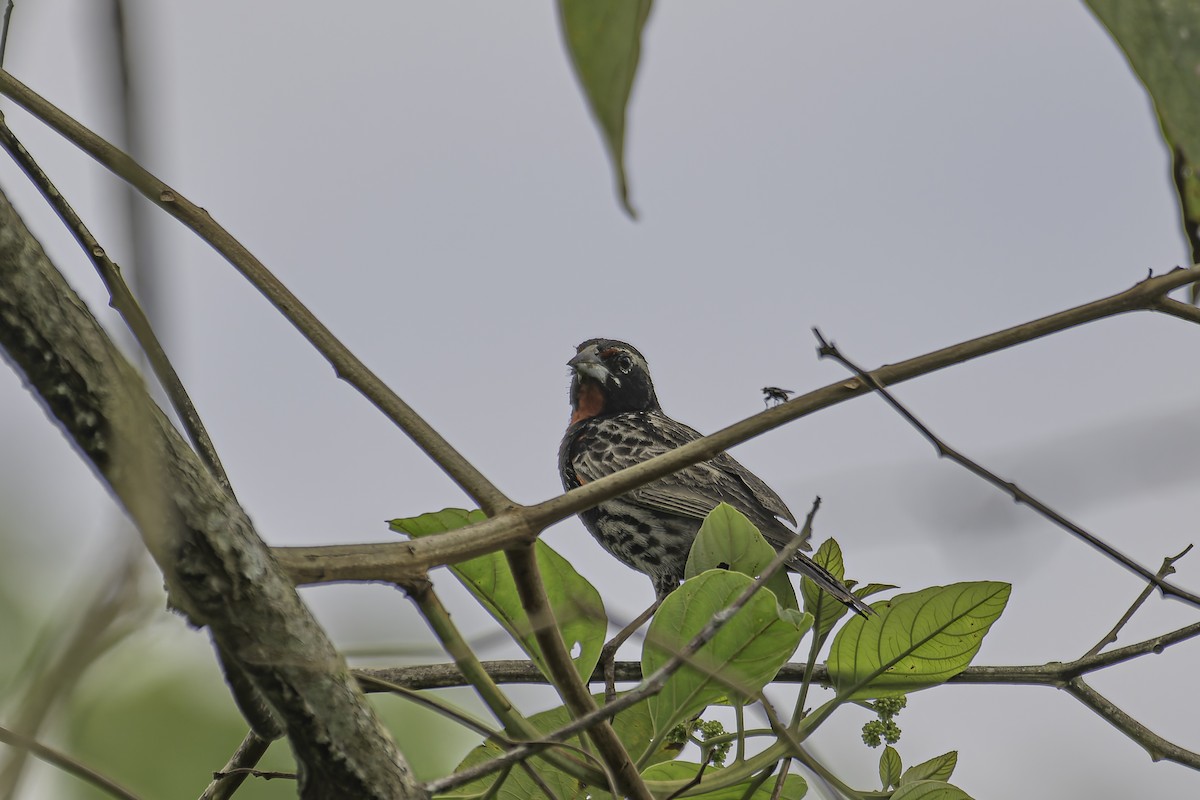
{"left": 274, "top": 266, "right": 1200, "bottom": 585}
{"left": 0, "top": 67, "right": 511, "bottom": 515}
{"left": 504, "top": 544, "right": 652, "bottom": 799}
{"left": 0, "top": 187, "right": 423, "bottom": 799}
{"left": 0, "top": 114, "right": 234, "bottom": 494}
{"left": 361, "top": 613, "right": 1200, "bottom": 775}
{"left": 812, "top": 329, "right": 1200, "bottom": 608}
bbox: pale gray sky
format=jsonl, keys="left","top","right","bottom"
{"left": 1, "top": 1, "right": 1198, "bottom": 796}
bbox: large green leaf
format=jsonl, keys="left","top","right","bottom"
{"left": 390, "top": 508, "right": 606, "bottom": 682}
{"left": 684, "top": 503, "right": 778, "bottom": 580}
{"left": 1085, "top": 2, "right": 1200, "bottom": 295}
{"left": 642, "top": 569, "right": 809, "bottom": 735}
{"left": 557, "top": 0, "right": 652, "bottom": 217}
{"left": 828, "top": 582, "right": 1009, "bottom": 700}
{"left": 890, "top": 780, "right": 974, "bottom": 800}
{"left": 684, "top": 503, "right": 800, "bottom": 612}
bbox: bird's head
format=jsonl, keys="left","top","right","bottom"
{"left": 567, "top": 339, "right": 660, "bottom": 424}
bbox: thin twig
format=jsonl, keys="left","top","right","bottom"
{"left": 273, "top": 266, "right": 1200, "bottom": 587}
{"left": 404, "top": 578, "right": 603, "bottom": 787}
{"left": 0, "top": 724, "right": 143, "bottom": 800}
{"left": 0, "top": 1, "right": 13, "bottom": 69}
{"left": 363, "top": 615, "right": 1200, "bottom": 693}
{"left": 759, "top": 698, "right": 863, "bottom": 800}
{"left": 1066, "top": 677, "right": 1200, "bottom": 767}
{"left": 0, "top": 67, "right": 512, "bottom": 515}
{"left": 1083, "top": 545, "right": 1192, "bottom": 658}
{"left": 812, "top": 328, "right": 1200, "bottom": 609}
{"left": 0, "top": 117, "right": 234, "bottom": 493}
{"left": 197, "top": 731, "right": 271, "bottom": 800}
{"left": 1155, "top": 296, "right": 1200, "bottom": 325}
{"left": 211, "top": 768, "right": 295, "bottom": 781}
{"left": 504, "top": 544, "right": 651, "bottom": 800}
{"left": 372, "top": 615, "right": 1200, "bottom": 777}
{"left": 356, "top": 674, "right": 502, "bottom": 740}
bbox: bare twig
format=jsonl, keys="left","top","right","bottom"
{"left": 1065, "top": 677, "right": 1200, "bottom": 767}
{"left": 0, "top": 116, "right": 234, "bottom": 493}
{"left": 1083, "top": 545, "right": 1193, "bottom": 658}
{"left": 1155, "top": 296, "right": 1200, "bottom": 325}
{"left": 0, "top": 67, "right": 511, "bottom": 515}
{"left": 404, "top": 578, "right": 602, "bottom": 787}
{"left": 0, "top": 1, "right": 13, "bottom": 69}
{"left": 504, "top": 544, "right": 651, "bottom": 800}
{"left": 368, "top": 614, "right": 1200, "bottom": 776}
{"left": 273, "top": 266, "right": 1200, "bottom": 587}
{"left": 0, "top": 724, "right": 143, "bottom": 800}
{"left": 812, "top": 328, "right": 1200, "bottom": 609}
{"left": 197, "top": 731, "right": 271, "bottom": 800}
{"left": 211, "top": 769, "right": 295, "bottom": 782}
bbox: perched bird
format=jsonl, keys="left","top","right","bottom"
{"left": 559, "top": 338, "right": 870, "bottom": 614}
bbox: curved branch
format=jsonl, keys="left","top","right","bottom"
{"left": 0, "top": 67, "right": 510, "bottom": 515}
{"left": 0, "top": 116, "right": 233, "bottom": 494}
{"left": 275, "top": 266, "right": 1200, "bottom": 585}
{"left": 813, "top": 330, "right": 1200, "bottom": 608}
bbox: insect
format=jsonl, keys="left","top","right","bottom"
{"left": 762, "top": 386, "right": 794, "bottom": 408}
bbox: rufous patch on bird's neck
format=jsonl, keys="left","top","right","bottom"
{"left": 570, "top": 381, "right": 605, "bottom": 426}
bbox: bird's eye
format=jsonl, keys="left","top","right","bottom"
{"left": 615, "top": 353, "right": 634, "bottom": 373}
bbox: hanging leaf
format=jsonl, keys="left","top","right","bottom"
{"left": 1085, "top": 2, "right": 1200, "bottom": 297}
{"left": 557, "top": 0, "right": 653, "bottom": 217}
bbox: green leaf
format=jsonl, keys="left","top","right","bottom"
{"left": 642, "top": 569, "right": 809, "bottom": 735}
{"left": 685, "top": 503, "right": 801, "bottom": 617}
{"left": 828, "top": 582, "right": 1010, "bottom": 700}
{"left": 1085, "top": 2, "right": 1200, "bottom": 296}
{"left": 879, "top": 745, "right": 902, "bottom": 790}
{"left": 799, "top": 538, "right": 853, "bottom": 638}
{"left": 901, "top": 751, "right": 958, "bottom": 785}
{"left": 685, "top": 503, "right": 780, "bottom": 580}
{"left": 890, "top": 780, "right": 974, "bottom": 800}
{"left": 638, "top": 761, "right": 807, "bottom": 799}
{"left": 390, "top": 509, "right": 606, "bottom": 682}
{"left": 854, "top": 582, "right": 899, "bottom": 600}
{"left": 440, "top": 692, "right": 671, "bottom": 798}
{"left": 557, "top": 0, "right": 652, "bottom": 217}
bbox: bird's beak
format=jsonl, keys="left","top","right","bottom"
{"left": 568, "top": 346, "right": 617, "bottom": 386}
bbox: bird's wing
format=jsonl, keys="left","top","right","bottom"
{"left": 570, "top": 411, "right": 804, "bottom": 544}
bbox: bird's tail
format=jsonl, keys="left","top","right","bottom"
{"left": 789, "top": 551, "right": 874, "bottom": 617}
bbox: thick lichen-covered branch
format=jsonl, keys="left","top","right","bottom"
{"left": 0, "top": 188, "right": 424, "bottom": 800}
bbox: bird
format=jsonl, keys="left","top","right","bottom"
{"left": 559, "top": 338, "right": 870, "bottom": 615}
